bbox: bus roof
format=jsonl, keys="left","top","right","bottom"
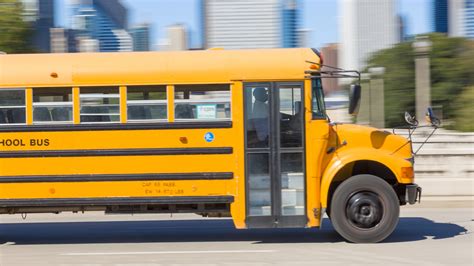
{"left": 0, "top": 48, "right": 321, "bottom": 88}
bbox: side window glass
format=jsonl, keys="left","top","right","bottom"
{"left": 33, "top": 88, "right": 73, "bottom": 123}
{"left": 245, "top": 86, "right": 270, "bottom": 148}
{"left": 174, "top": 84, "right": 231, "bottom": 121}
{"left": 127, "top": 86, "right": 167, "bottom": 121}
{"left": 312, "top": 78, "right": 326, "bottom": 119}
{"left": 0, "top": 89, "right": 26, "bottom": 125}
{"left": 80, "top": 87, "right": 120, "bottom": 123}
{"left": 279, "top": 85, "right": 303, "bottom": 147}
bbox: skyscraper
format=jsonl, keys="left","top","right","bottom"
{"left": 465, "top": 0, "right": 474, "bottom": 38}
{"left": 449, "top": 0, "right": 465, "bottom": 37}
{"left": 434, "top": 0, "right": 449, "bottom": 33}
{"left": 282, "top": 0, "right": 299, "bottom": 48}
{"left": 71, "top": 0, "right": 132, "bottom": 52}
{"left": 131, "top": 24, "right": 151, "bottom": 51}
{"left": 21, "top": 0, "right": 55, "bottom": 52}
{"left": 158, "top": 24, "right": 189, "bottom": 51}
{"left": 166, "top": 24, "right": 188, "bottom": 51}
{"left": 202, "top": 0, "right": 300, "bottom": 49}
{"left": 339, "top": 0, "right": 398, "bottom": 72}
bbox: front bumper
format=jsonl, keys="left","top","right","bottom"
{"left": 405, "top": 184, "right": 422, "bottom": 204}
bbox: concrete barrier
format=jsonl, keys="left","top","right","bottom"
{"left": 394, "top": 129, "right": 473, "bottom": 197}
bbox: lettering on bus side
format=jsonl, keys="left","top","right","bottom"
{"left": 0, "top": 138, "right": 50, "bottom": 147}
{"left": 142, "top": 181, "right": 186, "bottom": 196}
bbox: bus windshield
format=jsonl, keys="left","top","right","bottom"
{"left": 311, "top": 78, "right": 326, "bottom": 119}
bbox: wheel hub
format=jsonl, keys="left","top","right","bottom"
{"left": 346, "top": 191, "right": 383, "bottom": 229}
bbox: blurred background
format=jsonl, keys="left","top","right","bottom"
{"left": 0, "top": 0, "right": 472, "bottom": 131}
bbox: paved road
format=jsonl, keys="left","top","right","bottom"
{"left": 0, "top": 202, "right": 472, "bottom": 266}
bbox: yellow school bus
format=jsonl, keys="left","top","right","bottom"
{"left": 0, "top": 48, "right": 420, "bottom": 243}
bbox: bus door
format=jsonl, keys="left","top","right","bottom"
{"left": 244, "top": 82, "right": 307, "bottom": 228}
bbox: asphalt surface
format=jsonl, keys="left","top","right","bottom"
{"left": 0, "top": 202, "right": 472, "bottom": 266}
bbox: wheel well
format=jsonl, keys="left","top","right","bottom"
{"left": 327, "top": 160, "right": 398, "bottom": 213}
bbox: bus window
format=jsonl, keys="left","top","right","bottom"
{"left": 33, "top": 88, "right": 73, "bottom": 123}
{"left": 279, "top": 85, "right": 303, "bottom": 147}
{"left": 174, "top": 84, "right": 231, "bottom": 121}
{"left": 127, "top": 86, "right": 167, "bottom": 121}
{"left": 80, "top": 87, "right": 120, "bottom": 123}
{"left": 245, "top": 86, "right": 270, "bottom": 148}
{"left": 312, "top": 78, "right": 326, "bottom": 119}
{"left": 0, "top": 89, "right": 26, "bottom": 125}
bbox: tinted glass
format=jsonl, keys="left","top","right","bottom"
{"left": 127, "top": 86, "right": 167, "bottom": 121}
{"left": 245, "top": 86, "right": 270, "bottom": 148}
{"left": 0, "top": 89, "right": 26, "bottom": 124}
{"left": 80, "top": 87, "right": 120, "bottom": 123}
{"left": 175, "top": 85, "right": 231, "bottom": 120}
{"left": 279, "top": 86, "right": 303, "bottom": 147}
{"left": 33, "top": 88, "right": 73, "bottom": 123}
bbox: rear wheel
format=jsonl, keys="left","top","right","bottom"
{"left": 330, "top": 174, "right": 399, "bottom": 243}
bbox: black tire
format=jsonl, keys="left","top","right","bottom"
{"left": 330, "top": 174, "right": 399, "bottom": 243}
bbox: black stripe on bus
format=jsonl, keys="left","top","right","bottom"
{"left": 0, "top": 172, "right": 234, "bottom": 183}
{"left": 0, "top": 147, "right": 233, "bottom": 158}
{"left": 0, "top": 196, "right": 235, "bottom": 208}
{"left": 0, "top": 121, "right": 232, "bottom": 133}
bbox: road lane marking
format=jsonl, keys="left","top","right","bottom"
{"left": 62, "top": 250, "right": 276, "bottom": 256}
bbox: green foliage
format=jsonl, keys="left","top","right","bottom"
{"left": 450, "top": 86, "right": 474, "bottom": 132}
{"left": 366, "top": 33, "right": 474, "bottom": 131}
{"left": 0, "top": 0, "right": 33, "bottom": 53}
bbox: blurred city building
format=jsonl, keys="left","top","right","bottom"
{"left": 50, "top": 28, "right": 78, "bottom": 53}
{"left": 202, "top": 0, "right": 301, "bottom": 49}
{"left": 282, "top": 0, "right": 299, "bottom": 48}
{"left": 434, "top": 0, "right": 449, "bottom": 33}
{"left": 397, "top": 15, "right": 407, "bottom": 41}
{"left": 465, "top": 0, "right": 474, "bottom": 38}
{"left": 130, "top": 23, "right": 151, "bottom": 51}
{"left": 320, "top": 43, "right": 339, "bottom": 94}
{"left": 158, "top": 24, "right": 189, "bottom": 51}
{"left": 296, "top": 28, "right": 311, "bottom": 47}
{"left": 339, "top": 0, "right": 398, "bottom": 72}
{"left": 448, "top": 0, "right": 465, "bottom": 36}
{"left": 435, "top": 0, "right": 474, "bottom": 38}
{"left": 21, "top": 0, "right": 55, "bottom": 52}
{"left": 71, "top": 0, "right": 132, "bottom": 52}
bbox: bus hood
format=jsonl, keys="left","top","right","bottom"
{"left": 331, "top": 124, "right": 412, "bottom": 159}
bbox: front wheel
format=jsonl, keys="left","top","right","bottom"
{"left": 330, "top": 174, "right": 400, "bottom": 243}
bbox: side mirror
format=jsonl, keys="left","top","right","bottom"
{"left": 404, "top": 111, "right": 418, "bottom": 126}
{"left": 348, "top": 84, "right": 361, "bottom": 115}
{"left": 425, "top": 107, "right": 441, "bottom": 127}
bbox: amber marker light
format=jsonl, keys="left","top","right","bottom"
{"left": 401, "top": 167, "right": 414, "bottom": 179}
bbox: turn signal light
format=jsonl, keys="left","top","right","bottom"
{"left": 401, "top": 167, "right": 414, "bottom": 179}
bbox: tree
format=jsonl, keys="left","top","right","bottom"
{"left": 365, "top": 33, "right": 474, "bottom": 131}
{"left": 0, "top": 0, "right": 33, "bottom": 54}
{"left": 452, "top": 86, "right": 474, "bottom": 132}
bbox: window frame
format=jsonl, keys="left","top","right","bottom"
{"left": 32, "top": 87, "right": 74, "bottom": 125}
{"left": 173, "top": 84, "right": 232, "bottom": 122}
{"left": 79, "top": 86, "right": 121, "bottom": 124}
{"left": 126, "top": 85, "right": 168, "bottom": 123}
{"left": 0, "top": 88, "right": 27, "bottom": 126}
{"left": 311, "top": 78, "right": 327, "bottom": 120}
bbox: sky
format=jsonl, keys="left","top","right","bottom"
{"left": 56, "top": 0, "right": 432, "bottom": 49}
